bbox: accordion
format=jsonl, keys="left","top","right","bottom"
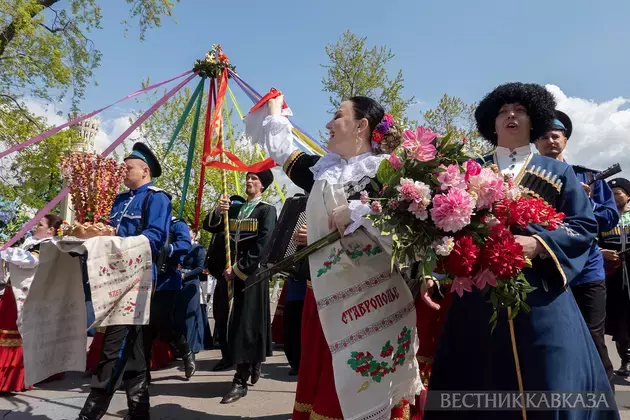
{"left": 264, "top": 194, "right": 310, "bottom": 279}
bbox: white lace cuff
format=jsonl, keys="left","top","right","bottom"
{"left": 344, "top": 201, "right": 393, "bottom": 255}
{"left": 244, "top": 106, "right": 298, "bottom": 166}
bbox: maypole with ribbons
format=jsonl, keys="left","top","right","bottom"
{"left": 0, "top": 43, "right": 327, "bottom": 281}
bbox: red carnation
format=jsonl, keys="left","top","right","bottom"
{"left": 372, "top": 131, "right": 385, "bottom": 143}
{"left": 480, "top": 226, "right": 526, "bottom": 278}
{"left": 444, "top": 233, "right": 480, "bottom": 277}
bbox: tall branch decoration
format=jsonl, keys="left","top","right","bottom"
{"left": 60, "top": 152, "right": 127, "bottom": 238}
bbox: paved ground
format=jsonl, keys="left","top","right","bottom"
{"left": 0, "top": 348, "right": 296, "bottom": 420}
{"left": 2, "top": 317, "right": 630, "bottom": 419}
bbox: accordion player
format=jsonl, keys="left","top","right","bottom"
{"left": 263, "top": 193, "right": 311, "bottom": 279}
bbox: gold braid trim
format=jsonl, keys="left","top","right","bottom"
{"left": 307, "top": 280, "right": 312, "bottom": 289}
{"left": 532, "top": 234, "right": 567, "bottom": 287}
{"left": 310, "top": 411, "right": 342, "bottom": 420}
{"left": 293, "top": 401, "right": 312, "bottom": 413}
{"left": 392, "top": 402, "right": 412, "bottom": 420}
{"left": 0, "top": 329, "right": 19, "bottom": 334}
{"left": 0, "top": 338, "right": 22, "bottom": 347}
{"left": 283, "top": 150, "right": 303, "bottom": 177}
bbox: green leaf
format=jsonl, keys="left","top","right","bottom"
{"left": 376, "top": 158, "right": 397, "bottom": 186}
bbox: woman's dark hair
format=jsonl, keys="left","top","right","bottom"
{"left": 474, "top": 82, "right": 557, "bottom": 145}
{"left": 349, "top": 96, "right": 403, "bottom": 154}
{"left": 43, "top": 214, "right": 63, "bottom": 230}
{"left": 349, "top": 96, "right": 385, "bottom": 134}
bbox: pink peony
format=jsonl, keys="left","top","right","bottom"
{"left": 466, "top": 168, "right": 506, "bottom": 209}
{"left": 401, "top": 126, "right": 438, "bottom": 162}
{"left": 371, "top": 201, "right": 383, "bottom": 213}
{"left": 388, "top": 200, "right": 400, "bottom": 210}
{"left": 473, "top": 268, "right": 497, "bottom": 289}
{"left": 463, "top": 160, "right": 482, "bottom": 181}
{"left": 360, "top": 190, "right": 369, "bottom": 204}
{"left": 430, "top": 187, "right": 475, "bottom": 233}
{"left": 398, "top": 178, "right": 421, "bottom": 202}
{"left": 408, "top": 201, "right": 429, "bottom": 220}
{"left": 436, "top": 164, "right": 466, "bottom": 190}
{"left": 451, "top": 276, "right": 473, "bottom": 297}
{"left": 389, "top": 153, "right": 403, "bottom": 170}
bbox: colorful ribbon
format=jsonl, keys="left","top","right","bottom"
{"left": 178, "top": 78, "right": 205, "bottom": 219}
{"left": 228, "top": 70, "right": 327, "bottom": 155}
{"left": 163, "top": 77, "right": 205, "bottom": 160}
{"left": 223, "top": 101, "right": 241, "bottom": 196}
{"left": 1, "top": 73, "right": 197, "bottom": 250}
{"left": 0, "top": 70, "right": 194, "bottom": 160}
{"left": 193, "top": 79, "right": 215, "bottom": 229}
{"left": 226, "top": 86, "right": 285, "bottom": 202}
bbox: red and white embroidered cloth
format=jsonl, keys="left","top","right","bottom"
{"left": 307, "top": 179, "right": 422, "bottom": 420}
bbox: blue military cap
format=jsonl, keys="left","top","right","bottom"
{"left": 552, "top": 110, "right": 573, "bottom": 139}
{"left": 125, "top": 142, "right": 162, "bottom": 178}
{"left": 609, "top": 178, "right": 630, "bottom": 196}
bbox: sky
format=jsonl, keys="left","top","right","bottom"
{"left": 21, "top": 0, "right": 630, "bottom": 199}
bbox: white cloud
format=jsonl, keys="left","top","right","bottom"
{"left": 23, "top": 98, "right": 67, "bottom": 126}
{"left": 22, "top": 98, "right": 139, "bottom": 159}
{"left": 93, "top": 115, "right": 139, "bottom": 158}
{"left": 545, "top": 85, "right": 630, "bottom": 180}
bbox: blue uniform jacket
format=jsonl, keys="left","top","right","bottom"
{"left": 570, "top": 164, "right": 619, "bottom": 286}
{"left": 109, "top": 182, "right": 172, "bottom": 283}
{"left": 158, "top": 219, "right": 192, "bottom": 291}
{"left": 182, "top": 244, "right": 205, "bottom": 283}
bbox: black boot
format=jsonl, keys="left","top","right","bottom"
{"left": 615, "top": 341, "right": 630, "bottom": 377}
{"left": 183, "top": 351, "right": 196, "bottom": 378}
{"left": 250, "top": 362, "right": 261, "bottom": 385}
{"left": 76, "top": 389, "right": 113, "bottom": 420}
{"left": 172, "top": 336, "right": 196, "bottom": 378}
{"left": 123, "top": 373, "right": 150, "bottom": 420}
{"left": 221, "top": 377, "right": 248, "bottom": 404}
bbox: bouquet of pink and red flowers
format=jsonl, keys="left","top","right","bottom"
{"left": 60, "top": 152, "right": 126, "bottom": 237}
{"left": 360, "top": 126, "right": 565, "bottom": 328}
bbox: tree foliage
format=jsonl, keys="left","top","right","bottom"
{"left": 0, "top": 0, "right": 179, "bottom": 131}
{"left": 0, "top": 0, "right": 179, "bottom": 216}
{"left": 132, "top": 81, "right": 286, "bottom": 247}
{"left": 321, "top": 30, "right": 415, "bottom": 128}
{"left": 0, "top": 110, "right": 83, "bottom": 210}
{"left": 422, "top": 94, "right": 494, "bottom": 158}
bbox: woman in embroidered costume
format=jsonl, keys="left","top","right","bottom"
{"left": 423, "top": 83, "right": 619, "bottom": 420}
{"left": 0, "top": 214, "right": 63, "bottom": 393}
{"left": 246, "top": 95, "right": 422, "bottom": 420}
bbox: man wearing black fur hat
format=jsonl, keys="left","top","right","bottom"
{"left": 535, "top": 110, "right": 618, "bottom": 386}
{"left": 423, "top": 83, "right": 617, "bottom": 420}
{"left": 205, "top": 169, "right": 277, "bottom": 404}
{"left": 202, "top": 194, "right": 245, "bottom": 370}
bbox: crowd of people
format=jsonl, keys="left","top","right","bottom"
{"left": 0, "top": 80, "right": 629, "bottom": 420}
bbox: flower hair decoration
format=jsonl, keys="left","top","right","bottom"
{"left": 371, "top": 113, "right": 395, "bottom": 152}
